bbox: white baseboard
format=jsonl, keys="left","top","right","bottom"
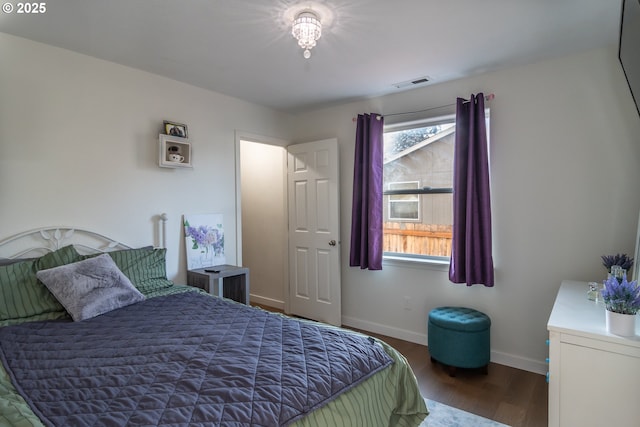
{"left": 490, "top": 351, "right": 548, "bottom": 375}
{"left": 249, "top": 294, "right": 284, "bottom": 311}
{"left": 341, "top": 315, "right": 428, "bottom": 346}
{"left": 341, "top": 315, "right": 548, "bottom": 376}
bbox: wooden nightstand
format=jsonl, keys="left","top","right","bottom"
{"left": 187, "top": 265, "right": 250, "bottom": 305}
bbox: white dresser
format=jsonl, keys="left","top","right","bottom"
{"left": 547, "top": 280, "right": 640, "bottom": 427}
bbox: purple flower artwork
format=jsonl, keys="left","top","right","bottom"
{"left": 183, "top": 213, "right": 225, "bottom": 269}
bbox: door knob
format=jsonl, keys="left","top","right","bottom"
{"left": 329, "top": 240, "right": 337, "bottom": 246}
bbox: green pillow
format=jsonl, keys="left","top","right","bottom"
{"left": 0, "top": 245, "right": 82, "bottom": 322}
{"left": 104, "top": 247, "right": 173, "bottom": 296}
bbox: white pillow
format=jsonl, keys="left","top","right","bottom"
{"left": 36, "top": 254, "right": 145, "bottom": 321}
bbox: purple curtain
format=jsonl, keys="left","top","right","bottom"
{"left": 349, "top": 113, "right": 384, "bottom": 270}
{"left": 449, "top": 93, "right": 494, "bottom": 286}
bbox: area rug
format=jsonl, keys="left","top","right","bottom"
{"left": 421, "top": 399, "right": 510, "bottom": 427}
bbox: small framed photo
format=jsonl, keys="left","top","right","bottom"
{"left": 164, "top": 121, "right": 188, "bottom": 138}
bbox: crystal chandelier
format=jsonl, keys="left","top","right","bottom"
{"left": 291, "top": 10, "right": 322, "bottom": 59}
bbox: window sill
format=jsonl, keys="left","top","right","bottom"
{"left": 382, "top": 255, "right": 450, "bottom": 272}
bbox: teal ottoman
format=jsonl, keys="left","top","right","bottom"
{"left": 428, "top": 306, "right": 491, "bottom": 377}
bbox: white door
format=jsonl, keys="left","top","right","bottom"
{"left": 287, "top": 138, "right": 341, "bottom": 326}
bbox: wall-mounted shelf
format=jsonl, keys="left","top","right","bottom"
{"left": 159, "top": 134, "right": 192, "bottom": 168}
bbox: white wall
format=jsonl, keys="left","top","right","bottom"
{"left": 289, "top": 47, "right": 640, "bottom": 373}
{"left": 0, "top": 33, "right": 292, "bottom": 284}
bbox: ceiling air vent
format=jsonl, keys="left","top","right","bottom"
{"left": 393, "top": 76, "right": 431, "bottom": 89}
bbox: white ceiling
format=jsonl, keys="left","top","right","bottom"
{"left": 0, "top": 0, "right": 622, "bottom": 113}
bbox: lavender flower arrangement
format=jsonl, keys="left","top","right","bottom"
{"left": 601, "top": 253, "right": 634, "bottom": 273}
{"left": 184, "top": 221, "right": 224, "bottom": 256}
{"left": 601, "top": 274, "right": 640, "bottom": 315}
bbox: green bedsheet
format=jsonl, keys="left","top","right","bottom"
{"left": 0, "top": 285, "right": 428, "bottom": 427}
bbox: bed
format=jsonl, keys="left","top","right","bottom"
{"left": 0, "top": 219, "right": 428, "bottom": 426}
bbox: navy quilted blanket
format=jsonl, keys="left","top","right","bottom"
{"left": 0, "top": 292, "right": 393, "bottom": 426}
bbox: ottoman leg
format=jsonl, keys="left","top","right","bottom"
{"left": 482, "top": 364, "right": 489, "bottom": 375}
{"left": 447, "top": 366, "right": 457, "bottom": 377}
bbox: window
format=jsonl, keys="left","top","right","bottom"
{"left": 388, "top": 181, "right": 420, "bottom": 221}
{"left": 383, "top": 115, "right": 456, "bottom": 261}
{"left": 383, "top": 110, "right": 490, "bottom": 263}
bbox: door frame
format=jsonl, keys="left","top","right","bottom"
{"left": 235, "top": 131, "right": 290, "bottom": 311}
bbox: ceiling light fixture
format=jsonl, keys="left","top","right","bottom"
{"left": 292, "top": 10, "right": 322, "bottom": 59}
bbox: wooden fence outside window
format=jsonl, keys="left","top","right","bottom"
{"left": 383, "top": 222, "right": 452, "bottom": 257}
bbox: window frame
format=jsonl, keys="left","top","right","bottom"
{"left": 381, "top": 108, "right": 490, "bottom": 267}
{"left": 382, "top": 113, "right": 456, "bottom": 265}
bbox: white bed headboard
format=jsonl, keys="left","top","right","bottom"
{"left": 0, "top": 213, "right": 168, "bottom": 259}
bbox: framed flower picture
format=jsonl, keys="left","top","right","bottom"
{"left": 183, "top": 213, "right": 225, "bottom": 269}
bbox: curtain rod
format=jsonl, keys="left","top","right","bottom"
{"left": 352, "top": 93, "right": 495, "bottom": 122}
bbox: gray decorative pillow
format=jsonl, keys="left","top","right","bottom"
{"left": 36, "top": 254, "right": 145, "bottom": 321}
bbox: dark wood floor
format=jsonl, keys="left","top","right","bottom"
{"left": 361, "top": 330, "right": 548, "bottom": 427}
{"left": 255, "top": 304, "right": 548, "bottom": 427}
